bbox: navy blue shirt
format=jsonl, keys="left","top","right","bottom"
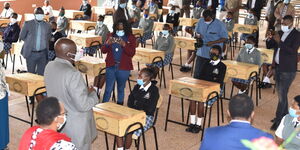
{"left": 112, "top": 35, "right": 128, "bottom": 62}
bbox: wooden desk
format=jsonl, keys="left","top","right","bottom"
{"left": 257, "top": 48, "right": 274, "bottom": 64}
{"left": 65, "top": 10, "right": 84, "bottom": 19}
{"left": 75, "top": 56, "right": 105, "bottom": 76}
{"left": 162, "top": 6, "right": 170, "bottom": 15}
{"left": 149, "top": 13, "right": 158, "bottom": 20}
{"left": 0, "top": 19, "right": 10, "bottom": 27}
{"left": 179, "top": 18, "right": 198, "bottom": 26}
{"left": 24, "top": 13, "right": 49, "bottom": 21}
{"left": 169, "top": 77, "right": 220, "bottom": 102}
{"left": 132, "top": 28, "right": 144, "bottom": 37}
{"left": 174, "top": 37, "right": 196, "bottom": 50}
{"left": 92, "top": 6, "right": 103, "bottom": 15}
{"left": 133, "top": 48, "right": 165, "bottom": 64}
{"left": 5, "top": 73, "right": 45, "bottom": 96}
{"left": 11, "top": 42, "right": 23, "bottom": 55}
{"left": 154, "top": 22, "right": 173, "bottom": 31}
{"left": 105, "top": 8, "right": 115, "bottom": 15}
{"left": 233, "top": 24, "right": 258, "bottom": 34}
{"left": 68, "top": 34, "right": 101, "bottom": 47}
{"left": 223, "top": 60, "right": 259, "bottom": 80}
{"left": 69, "top": 20, "right": 96, "bottom": 31}
{"left": 93, "top": 102, "right": 146, "bottom": 137}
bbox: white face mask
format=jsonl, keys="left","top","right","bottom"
{"left": 205, "top": 20, "right": 212, "bottom": 24}
{"left": 281, "top": 25, "right": 291, "bottom": 32}
{"left": 35, "top": 14, "right": 44, "bottom": 21}
{"left": 67, "top": 49, "right": 84, "bottom": 62}
{"left": 10, "top": 18, "right": 17, "bottom": 24}
{"left": 283, "top": 0, "right": 290, "bottom": 4}
{"left": 57, "top": 114, "right": 67, "bottom": 131}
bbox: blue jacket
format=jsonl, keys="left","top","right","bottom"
{"left": 3, "top": 23, "right": 20, "bottom": 43}
{"left": 200, "top": 121, "right": 273, "bottom": 150}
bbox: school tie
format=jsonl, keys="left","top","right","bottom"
{"left": 35, "top": 23, "right": 41, "bottom": 51}
{"left": 295, "top": 122, "right": 299, "bottom": 128}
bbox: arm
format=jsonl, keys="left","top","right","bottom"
{"left": 127, "top": 85, "right": 139, "bottom": 108}
{"left": 122, "top": 34, "right": 136, "bottom": 57}
{"left": 19, "top": 21, "right": 29, "bottom": 41}
{"left": 144, "top": 87, "right": 159, "bottom": 115}
{"left": 207, "top": 22, "right": 228, "bottom": 46}
{"left": 67, "top": 71, "right": 98, "bottom": 112}
{"left": 216, "top": 65, "right": 227, "bottom": 85}
{"left": 278, "top": 32, "right": 300, "bottom": 55}
{"left": 11, "top": 26, "right": 21, "bottom": 42}
{"left": 274, "top": 4, "right": 281, "bottom": 19}
{"left": 100, "top": 34, "right": 112, "bottom": 53}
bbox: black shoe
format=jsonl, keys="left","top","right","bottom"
{"left": 117, "top": 101, "right": 124, "bottom": 105}
{"left": 180, "top": 66, "right": 191, "bottom": 72}
{"left": 270, "top": 118, "right": 276, "bottom": 123}
{"left": 191, "top": 125, "right": 201, "bottom": 133}
{"left": 35, "top": 119, "right": 39, "bottom": 124}
{"left": 185, "top": 124, "right": 196, "bottom": 132}
{"left": 270, "top": 121, "right": 280, "bottom": 131}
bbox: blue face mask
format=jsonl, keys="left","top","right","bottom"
{"left": 170, "top": 10, "right": 175, "bottom": 14}
{"left": 284, "top": 0, "right": 290, "bottom": 4}
{"left": 119, "top": 3, "right": 127, "bottom": 8}
{"left": 245, "top": 43, "right": 253, "bottom": 50}
{"left": 289, "top": 107, "right": 300, "bottom": 118}
{"left": 132, "top": 5, "right": 136, "bottom": 9}
{"left": 161, "top": 30, "right": 169, "bottom": 36}
{"left": 116, "top": 30, "right": 125, "bottom": 37}
{"left": 97, "top": 21, "right": 103, "bottom": 26}
{"left": 144, "top": 14, "right": 148, "bottom": 18}
{"left": 35, "top": 14, "right": 44, "bottom": 21}
{"left": 137, "top": 79, "right": 144, "bottom": 86}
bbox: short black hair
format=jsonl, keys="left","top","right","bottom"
{"left": 141, "top": 67, "right": 155, "bottom": 79}
{"left": 294, "top": 95, "right": 300, "bottom": 108}
{"left": 98, "top": 15, "right": 105, "bottom": 20}
{"left": 211, "top": 45, "right": 222, "bottom": 55}
{"left": 11, "top": 13, "right": 17, "bottom": 18}
{"left": 113, "top": 19, "right": 132, "bottom": 36}
{"left": 246, "top": 35, "right": 256, "bottom": 43}
{"left": 51, "top": 21, "right": 57, "bottom": 26}
{"left": 34, "top": 7, "right": 44, "bottom": 14}
{"left": 202, "top": 9, "right": 213, "bottom": 19}
{"left": 227, "top": 11, "right": 233, "bottom": 16}
{"left": 283, "top": 15, "right": 294, "bottom": 23}
{"left": 163, "top": 23, "right": 170, "bottom": 29}
{"left": 229, "top": 94, "right": 254, "bottom": 119}
{"left": 36, "top": 97, "right": 61, "bottom": 125}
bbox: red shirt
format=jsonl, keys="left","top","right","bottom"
{"left": 101, "top": 33, "right": 136, "bottom": 70}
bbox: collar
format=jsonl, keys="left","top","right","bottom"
{"left": 55, "top": 57, "right": 74, "bottom": 68}
{"left": 139, "top": 82, "right": 152, "bottom": 92}
{"left": 292, "top": 117, "right": 300, "bottom": 125}
{"left": 247, "top": 47, "right": 255, "bottom": 54}
{"left": 230, "top": 120, "right": 251, "bottom": 124}
{"left": 162, "top": 34, "right": 169, "bottom": 38}
{"left": 210, "top": 59, "right": 220, "bottom": 66}
{"left": 283, "top": 27, "right": 294, "bottom": 34}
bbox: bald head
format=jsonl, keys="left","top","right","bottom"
{"left": 55, "top": 38, "right": 77, "bottom": 63}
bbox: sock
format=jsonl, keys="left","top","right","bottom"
{"left": 93, "top": 86, "right": 101, "bottom": 94}
{"left": 263, "top": 77, "right": 270, "bottom": 83}
{"left": 238, "top": 89, "right": 245, "bottom": 94}
{"left": 117, "top": 147, "right": 124, "bottom": 150}
{"left": 222, "top": 52, "right": 226, "bottom": 57}
{"left": 190, "top": 115, "right": 196, "bottom": 124}
{"left": 196, "top": 117, "right": 203, "bottom": 126}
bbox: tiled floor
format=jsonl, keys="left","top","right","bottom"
{"left": 4, "top": 15, "right": 300, "bottom": 150}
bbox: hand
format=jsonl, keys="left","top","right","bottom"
{"left": 119, "top": 39, "right": 126, "bottom": 47}
{"left": 273, "top": 33, "right": 281, "bottom": 43}
{"left": 88, "top": 86, "right": 95, "bottom": 93}
{"left": 106, "top": 37, "right": 113, "bottom": 45}
{"left": 206, "top": 41, "right": 214, "bottom": 47}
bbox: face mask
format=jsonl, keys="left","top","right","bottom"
{"left": 226, "top": 18, "right": 232, "bottom": 22}
{"left": 144, "top": 14, "right": 148, "bottom": 18}
{"left": 248, "top": 14, "right": 254, "bottom": 18}
{"left": 205, "top": 20, "right": 212, "bottom": 24}
{"left": 289, "top": 107, "right": 300, "bottom": 118}
{"left": 5, "top": 6, "right": 9, "bottom": 9}
{"left": 137, "top": 79, "right": 144, "bottom": 86}
{"left": 245, "top": 43, "right": 253, "bottom": 50}
{"left": 132, "top": 5, "right": 136, "bottom": 9}
{"left": 52, "top": 29, "right": 56, "bottom": 32}
{"left": 281, "top": 25, "right": 291, "bottom": 32}
{"left": 170, "top": 10, "right": 175, "bottom": 14}
{"left": 83, "top": 1, "right": 88, "bottom": 5}
{"left": 210, "top": 53, "right": 219, "bottom": 61}
{"left": 283, "top": 0, "right": 290, "bottom": 4}
{"left": 10, "top": 18, "right": 17, "bottom": 24}
{"left": 97, "top": 21, "right": 103, "bottom": 26}
{"left": 57, "top": 114, "right": 67, "bottom": 131}
{"left": 116, "top": 30, "right": 125, "bottom": 37}
{"left": 119, "top": 3, "right": 127, "bottom": 8}
{"left": 59, "top": 12, "right": 65, "bottom": 17}
{"left": 35, "top": 14, "right": 44, "bottom": 21}
{"left": 161, "top": 30, "right": 169, "bottom": 36}
{"left": 68, "top": 49, "right": 83, "bottom": 62}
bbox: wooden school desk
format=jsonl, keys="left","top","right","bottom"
{"left": 68, "top": 34, "right": 101, "bottom": 48}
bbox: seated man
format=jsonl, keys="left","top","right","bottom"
{"left": 2, "top": 13, "right": 20, "bottom": 54}
{"left": 186, "top": 45, "right": 227, "bottom": 133}
{"left": 200, "top": 94, "right": 273, "bottom": 150}
{"left": 19, "top": 97, "right": 77, "bottom": 150}
{"left": 138, "top": 9, "right": 154, "bottom": 47}
{"left": 275, "top": 95, "right": 300, "bottom": 150}
{"left": 232, "top": 36, "right": 261, "bottom": 94}
{"left": 116, "top": 67, "right": 159, "bottom": 150}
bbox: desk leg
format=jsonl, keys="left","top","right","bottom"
{"left": 181, "top": 98, "right": 184, "bottom": 122}
{"left": 221, "top": 98, "right": 224, "bottom": 123}
{"left": 164, "top": 95, "right": 172, "bottom": 131}
{"left": 217, "top": 97, "right": 220, "bottom": 126}
{"left": 12, "top": 54, "right": 15, "bottom": 74}
{"left": 162, "top": 66, "right": 166, "bottom": 88}
{"left": 179, "top": 48, "right": 182, "bottom": 66}
{"left": 25, "top": 96, "right": 30, "bottom": 116}
{"left": 30, "top": 96, "right": 35, "bottom": 127}
{"left": 201, "top": 102, "right": 209, "bottom": 141}
{"left": 104, "top": 132, "right": 109, "bottom": 150}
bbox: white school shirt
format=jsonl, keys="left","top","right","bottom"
{"left": 42, "top": 5, "right": 54, "bottom": 18}
{"left": 0, "top": 8, "right": 13, "bottom": 18}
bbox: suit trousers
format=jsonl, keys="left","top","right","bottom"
{"left": 103, "top": 65, "right": 130, "bottom": 103}
{"left": 275, "top": 66, "right": 296, "bottom": 122}
{"left": 26, "top": 50, "right": 48, "bottom": 75}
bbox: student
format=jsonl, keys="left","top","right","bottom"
{"left": 0, "top": 2, "right": 14, "bottom": 19}
{"left": 148, "top": 24, "right": 175, "bottom": 71}
{"left": 56, "top": 7, "right": 68, "bottom": 37}
{"left": 138, "top": 9, "right": 154, "bottom": 47}
{"left": 148, "top": 0, "right": 159, "bottom": 20}
{"left": 166, "top": 6, "right": 180, "bottom": 34}
{"left": 223, "top": 12, "right": 234, "bottom": 34}
{"left": 261, "top": 29, "right": 278, "bottom": 89}
{"left": 42, "top": 0, "right": 54, "bottom": 22}
{"left": 186, "top": 45, "right": 227, "bottom": 133}
{"left": 232, "top": 36, "right": 261, "bottom": 94}
{"left": 240, "top": 9, "right": 258, "bottom": 42}
{"left": 95, "top": 15, "right": 109, "bottom": 44}
{"left": 116, "top": 67, "right": 159, "bottom": 150}
{"left": 79, "top": 0, "right": 92, "bottom": 20}
{"left": 48, "top": 22, "right": 63, "bottom": 61}
{"left": 3, "top": 13, "right": 20, "bottom": 54}
{"left": 129, "top": 1, "right": 141, "bottom": 28}
{"left": 192, "top": 0, "right": 204, "bottom": 19}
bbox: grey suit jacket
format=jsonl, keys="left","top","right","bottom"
{"left": 19, "top": 20, "right": 51, "bottom": 59}
{"left": 44, "top": 58, "right": 98, "bottom": 150}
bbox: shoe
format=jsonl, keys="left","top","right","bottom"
{"left": 270, "top": 118, "right": 275, "bottom": 123}
{"left": 117, "top": 102, "right": 124, "bottom": 105}
{"left": 270, "top": 121, "right": 280, "bottom": 131}
{"left": 180, "top": 66, "right": 191, "bottom": 72}
{"left": 35, "top": 119, "right": 39, "bottom": 124}
{"left": 191, "top": 125, "right": 201, "bottom": 133}
{"left": 185, "top": 124, "right": 196, "bottom": 132}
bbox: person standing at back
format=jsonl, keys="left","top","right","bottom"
{"left": 19, "top": 7, "right": 51, "bottom": 76}
{"left": 79, "top": 0, "right": 92, "bottom": 20}
{"left": 42, "top": 0, "right": 54, "bottom": 22}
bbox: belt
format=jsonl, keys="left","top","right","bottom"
{"left": 32, "top": 50, "right": 45, "bottom": 53}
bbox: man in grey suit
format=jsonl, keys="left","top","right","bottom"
{"left": 19, "top": 7, "right": 51, "bottom": 75}
{"left": 44, "top": 38, "right": 98, "bottom": 150}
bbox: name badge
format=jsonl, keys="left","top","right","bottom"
{"left": 144, "top": 93, "right": 150, "bottom": 99}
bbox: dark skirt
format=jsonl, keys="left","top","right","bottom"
{"left": 0, "top": 93, "right": 9, "bottom": 149}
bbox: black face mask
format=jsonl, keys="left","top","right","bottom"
{"left": 210, "top": 53, "right": 219, "bottom": 61}
{"left": 5, "top": 6, "right": 9, "bottom": 9}
{"left": 52, "top": 29, "right": 56, "bottom": 32}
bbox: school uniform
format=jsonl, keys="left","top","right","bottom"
{"left": 149, "top": 3, "right": 159, "bottom": 20}
{"left": 84, "top": 23, "right": 109, "bottom": 56}
{"left": 129, "top": 7, "right": 141, "bottom": 28}
{"left": 127, "top": 81, "right": 159, "bottom": 136}
{"left": 48, "top": 31, "right": 63, "bottom": 60}
{"left": 3, "top": 22, "right": 20, "bottom": 53}
{"left": 192, "top": 7, "right": 204, "bottom": 19}
{"left": 57, "top": 16, "right": 68, "bottom": 37}
{"left": 166, "top": 12, "right": 180, "bottom": 33}
{"left": 138, "top": 17, "right": 154, "bottom": 44}
{"left": 241, "top": 15, "right": 258, "bottom": 41}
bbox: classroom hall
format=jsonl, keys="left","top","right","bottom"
{"left": 0, "top": 0, "right": 300, "bottom": 150}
